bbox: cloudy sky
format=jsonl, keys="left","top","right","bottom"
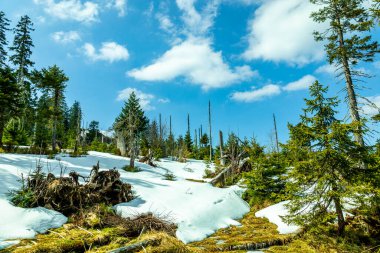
{"left": 2, "top": 0, "right": 380, "bottom": 145}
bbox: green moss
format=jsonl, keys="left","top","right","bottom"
{"left": 190, "top": 209, "right": 292, "bottom": 252}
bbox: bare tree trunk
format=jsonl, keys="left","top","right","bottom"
{"left": 219, "top": 130, "right": 225, "bottom": 166}
{"left": 273, "top": 113, "right": 279, "bottom": 153}
{"left": 52, "top": 116, "right": 57, "bottom": 152}
{"left": 209, "top": 100, "right": 212, "bottom": 161}
{"left": 159, "top": 113, "right": 162, "bottom": 141}
{"left": 335, "top": 10, "right": 364, "bottom": 147}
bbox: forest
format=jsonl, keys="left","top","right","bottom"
{"left": 1, "top": 0, "right": 380, "bottom": 252}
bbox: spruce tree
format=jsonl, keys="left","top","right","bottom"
{"left": 114, "top": 92, "right": 148, "bottom": 168}
{"left": 0, "top": 67, "right": 21, "bottom": 146}
{"left": 31, "top": 65, "right": 68, "bottom": 151}
{"left": 68, "top": 101, "right": 82, "bottom": 153}
{"left": 284, "top": 81, "right": 367, "bottom": 235}
{"left": 10, "top": 15, "right": 34, "bottom": 85}
{"left": 9, "top": 15, "right": 35, "bottom": 142}
{"left": 34, "top": 93, "right": 51, "bottom": 149}
{"left": 0, "top": 11, "right": 10, "bottom": 69}
{"left": 310, "top": 0, "right": 379, "bottom": 146}
{"left": 184, "top": 113, "right": 193, "bottom": 152}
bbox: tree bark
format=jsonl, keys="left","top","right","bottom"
{"left": 335, "top": 8, "right": 365, "bottom": 147}
{"left": 219, "top": 130, "right": 225, "bottom": 166}
{"left": 333, "top": 195, "right": 345, "bottom": 235}
{"left": 209, "top": 100, "right": 212, "bottom": 160}
{"left": 273, "top": 113, "right": 279, "bottom": 153}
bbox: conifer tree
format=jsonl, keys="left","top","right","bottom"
{"left": 0, "top": 11, "right": 10, "bottom": 69}
{"left": 285, "top": 81, "right": 366, "bottom": 235}
{"left": 114, "top": 92, "right": 148, "bottom": 168}
{"left": 34, "top": 93, "right": 51, "bottom": 149}
{"left": 31, "top": 65, "right": 68, "bottom": 151}
{"left": 310, "top": 0, "right": 379, "bottom": 146}
{"left": 184, "top": 113, "right": 193, "bottom": 152}
{"left": 68, "top": 101, "right": 82, "bottom": 153}
{"left": 0, "top": 67, "right": 21, "bottom": 146}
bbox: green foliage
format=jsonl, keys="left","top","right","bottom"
{"left": 0, "top": 11, "right": 10, "bottom": 68}
{"left": 283, "top": 81, "right": 371, "bottom": 235}
{"left": 2, "top": 118, "right": 28, "bottom": 147}
{"left": 163, "top": 171, "right": 176, "bottom": 181}
{"left": 0, "top": 67, "right": 21, "bottom": 145}
{"left": 243, "top": 152, "right": 288, "bottom": 206}
{"left": 122, "top": 165, "right": 142, "bottom": 172}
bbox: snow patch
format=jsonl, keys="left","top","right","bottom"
{"left": 255, "top": 201, "right": 299, "bottom": 234}
{"left": 0, "top": 199, "right": 67, "bottom": 249}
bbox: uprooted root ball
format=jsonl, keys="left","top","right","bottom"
{"left": 11, "top": 162, "right": 134, "bottom": 216}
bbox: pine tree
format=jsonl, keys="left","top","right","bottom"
{"left": 0, "top": 11, "right": 10, "bottom": 68}
{"left": 114, "top": 92, "right": 148, "bottom": 168}
{"left": 284, "top": 81, "right": 367, "bottom": 235}
{"left": 310, "top": 0, "right": 379, "bottom": 146}
{"left": 0, "top": 67, "right": 21, "bottom": 146}
{"left": 31, "top": 65, "right": 68, "bottom": 151}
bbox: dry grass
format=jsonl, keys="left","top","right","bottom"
{"left": 190, "top": 208, "right": 292, "bottom": 252}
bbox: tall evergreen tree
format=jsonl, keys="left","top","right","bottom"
{"left": 310, "top": 0, "right": 379, "bottom": 146}
{"left": 0, "top": 67, "right": 21, "bottom": 146}
{"left": 184, "top": 113, "right": 193, "bottom": 152}
{"left": 0, "top": 11, "right": 10, "bottom": 68}
{"left": 114, "top": 92, "right": 148, "bottom": 168}
{"left": 68, "top": 101, "right": 82, "bottom": 153}
{"left": 31, "top": 65, "right": 68, "bottom": 151}
{"left": 284, "top": 81, "right": 366, "bottom": 235}
{"left": 10, "top": 15, "right": 34, "bottom": 85}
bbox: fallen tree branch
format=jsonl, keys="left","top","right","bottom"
{"left": 108, "top": 238, "right": 161, "bottom": 253}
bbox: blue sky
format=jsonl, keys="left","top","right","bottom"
{"left": 2, "top": 0, "right": 380, "bottom": 146}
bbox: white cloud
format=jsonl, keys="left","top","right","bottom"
{"left": 156, "top": 13, "right": 175, "bottom": 34}
{"left": 176, "top": 0, "right": 219, "bottom": 36}
{"left": 232, "top": 75, "right": 316, "bottom": 102}
{"left": 158, "top": 98, "right": 170, "bottom": 104}
{"left": 283, "top": 75, "right": 316, "bottom": 91}
{"left": 51, "top": 31, "right": 81, "bottom": 44}
{"left": 83, "top": 42, "right": 129, "bottom": 63}
{"left": 315, "top": 64, "right": 336, "bottom": 76}
{"left": 231, "top": 84, "right": 281, "bottom": 102}
{"left": 33, "top": 0, "right": 99, "bottom": 23}
{"left": 128, "top": 38, "right": 257, "bottom": 90}
{"left": 117, "top": 88, "right": 155, "bottom": 111}
{"left": 106, "top": 0, "right": 127, "bottom": 17}
{"left": 243, "top": 0, "right": 326, "bottom": 65}
{"left": 361, "top": 96, "right": 380, "bottom": 116}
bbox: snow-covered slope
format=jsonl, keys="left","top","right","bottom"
{"left": 0, "top": 151, "right": 249, "bottom": 246}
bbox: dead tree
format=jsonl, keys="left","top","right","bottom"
{"left": 219, "top": 130, "right": 225, "bottom": 166}
{"left": 273, "top": 113, "right": 279, "bottom": 153}
{"left": 209, "top": 100, "right": 212, "bottom": 160}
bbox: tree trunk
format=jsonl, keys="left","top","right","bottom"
{"left": 219, "top": 130, "right": 225, "bottom": 166}
{"left": 209, "top": 100, "right": 212, "bottom": 161}
{"left": 333, "top": 196, "right": 345, "bottom": 235}
{"left": 273, "top": 113, "right": 279, "bottom": 153}
{"left": 335, "top": 11, "right": 365, "bottom": 147}
{"left": 52, "top": 115, "right": 57, "bottom": 152}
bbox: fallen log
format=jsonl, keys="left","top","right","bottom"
{"left": 210, "top": 157, "right": 250, "bottom": 187}
{"left": 108, "top": 238, "right": 161, "bottom": 253}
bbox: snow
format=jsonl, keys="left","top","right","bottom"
{"left": 0, "top": 199, "right": 67, "bottom": 250}
{"left": 255, "top": 201, "right": 299, "bottom": 234}
{"left": 0, "top": 151, "right": 249, "bottom": 246}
